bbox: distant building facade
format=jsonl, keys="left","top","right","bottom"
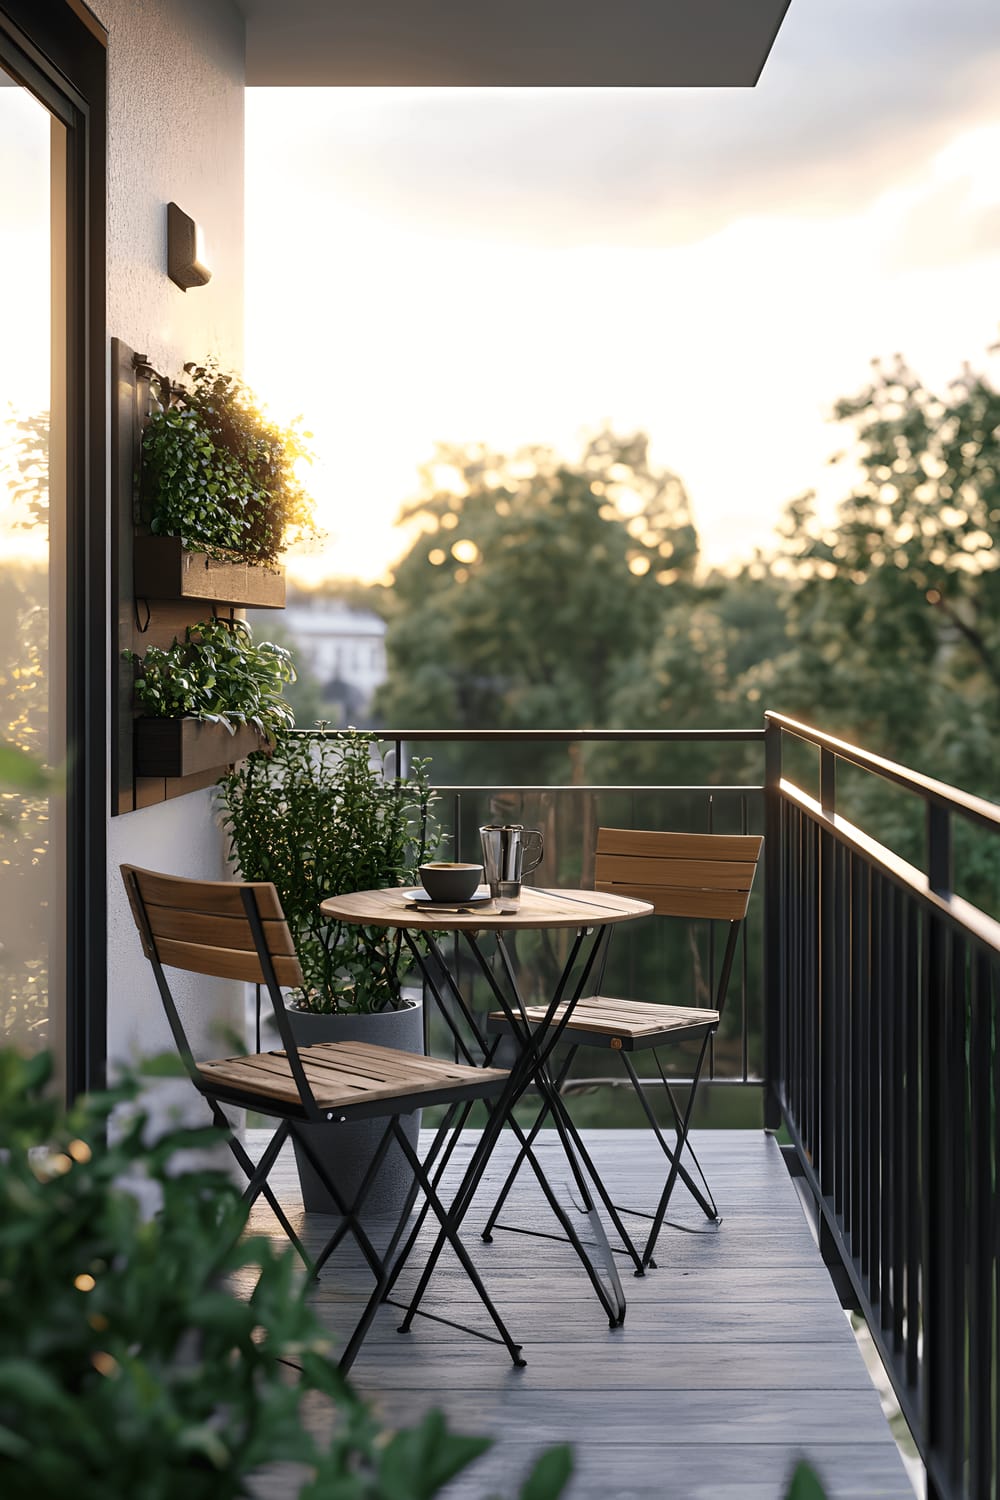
{"left": 282, "top": 597, "right": 387, "bottom": 724}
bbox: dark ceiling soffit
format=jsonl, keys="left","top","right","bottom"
{"left": 240, "top": 0, "right": 793, "bottom": 88}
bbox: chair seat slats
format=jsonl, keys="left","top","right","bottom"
{"left": 290, "top": 1040, "right": 484, "bottom": 1085}
{"left": 489, "top": 997, "right": 719, "bottom": 1039}
{"left": 198, "top": 1040, "right": 508, "bottom": 1110}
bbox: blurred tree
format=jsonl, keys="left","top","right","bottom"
{"left": 770, "top": 353, "right": 1000, "bottom": 777}
{"left": 592, "top": 570, "right": 788, "bottom": 786}
{"left": 373, "top": 429, "right": 699, "bottom": 781}
{"left": 761, "top": 349, "right": 1000, "bottom": 898}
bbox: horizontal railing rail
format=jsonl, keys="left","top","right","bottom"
{"left": 765, "top": 712, "right": 999, "bottom": 1500}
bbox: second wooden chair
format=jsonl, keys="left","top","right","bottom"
{"left": 483, "top": 826, "right": 763, "bottom": 1268}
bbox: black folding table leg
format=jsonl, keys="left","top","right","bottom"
{"left": 459, "top": 930, "right": 631, "bottom": 1319}
{"left": 480, "top": 1045, "right": 577, "bottom": 1241}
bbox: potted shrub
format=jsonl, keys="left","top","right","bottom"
{"left": 217, "top": 728, "right": 442, "bottom": 1214}
{"left": 135, "top": 361, "right": 317, "bottom": 607}
{"left": 124, "top": 617, "right": 295, "bottom": 777}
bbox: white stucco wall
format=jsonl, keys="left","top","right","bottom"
{"left": 96, "top": 0, "right": 247, "bottom": 1067}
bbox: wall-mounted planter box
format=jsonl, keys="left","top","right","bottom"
{"left": 134, "top": 534, "right": 286, "bottom": 609}
{"left": 134, "top": 718, "right": 270, "bottom": 779}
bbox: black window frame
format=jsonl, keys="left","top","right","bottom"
{"left": 0, "top": 0, "right": 107, "bottom": 1098}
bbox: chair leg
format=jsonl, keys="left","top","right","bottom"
{"left": 642, "top": 1032, "right": 716, "bottom": 1267}
{"left": 618, "top": 1049, "right": 719, "bottom": 1222}
{"left": 336, "top": 1120, "right": 429, "bottom": 1374}
{"left": 290, "top": 1117, "right": 401, "bottom": 1282}
{"left": 212, "top": 1106, "right": 315, "bottom": 1275}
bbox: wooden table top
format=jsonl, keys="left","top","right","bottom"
{"left": 319, "top": 885, "right": 653, "bottom": 932}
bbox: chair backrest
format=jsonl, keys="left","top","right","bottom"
{"left": 594, "top": 828, "right": 763, "bottom": 1017}
{"left": 122, "top": 864, "right": 325, "bottom": 1114}
{"left": 594, "top": 828, "right": 763, "bottom": 921}
{"left": 121, "top": 865, "right": 304, "bottom": 989}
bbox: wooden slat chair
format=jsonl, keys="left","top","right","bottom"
{"left": 121, "top": 864, "right": 523, "bottom": 1371}
{"left": 483, "top": 827, "right": 763, "bottom": 1268}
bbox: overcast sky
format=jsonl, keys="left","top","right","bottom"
{"left": 245, "top": 0, "right": 1000, "bottom": 580}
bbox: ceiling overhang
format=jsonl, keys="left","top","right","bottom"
{"left": 238, "top": 0, "right": 794, "bottom": 88}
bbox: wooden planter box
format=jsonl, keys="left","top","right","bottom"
{"left": 134, "top": 718, "right": 270, "bottom": 778}
{"left": 133, "top": 535, "right": 286, "bottom": 609}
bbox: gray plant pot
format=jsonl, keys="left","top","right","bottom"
{"left": 284, "top": 998, "right": 424, "bottom": 1219}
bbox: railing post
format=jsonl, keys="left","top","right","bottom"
{"left": 818, "top": 754, "right": 837, "bottom": 1199}
{"left": 927, "top": 801, "right": 952, "bottom": 897}
{"left": 763, "top": 716, "right": 784, "bottom": 1133}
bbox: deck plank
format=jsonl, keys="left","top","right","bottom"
{"left": 242, "top": 1128, "right": 916, "bottom": 1500}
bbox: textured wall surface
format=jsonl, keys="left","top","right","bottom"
{"left": 100, "top": 0, "right": 245, "bottom": 374}
{"left": 97, "top": 0, "right": 247, "bottom": 1066}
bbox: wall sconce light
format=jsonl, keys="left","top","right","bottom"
{"left": 167, "top": 201, "right": 212, "bottom": 290}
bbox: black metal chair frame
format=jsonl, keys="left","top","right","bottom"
{"left": 480, "top": 908, "right": 747, "bottom": 1271}
{"left": 122, "top": 867, "right": 525, "bottom": 1371}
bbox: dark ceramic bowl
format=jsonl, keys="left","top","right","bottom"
{"left": 418, "top": 861, "right": 483, "bottom": 903}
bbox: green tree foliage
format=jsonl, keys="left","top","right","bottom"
{"left": 770, "top": 353, "right": 1000, "bottom": 777}
{"left": 763, "top": 351, "right": 1000, "bottom": 883}
{"left": 374, "top": 429, "right": 699, "bottom": 781}
{"left": 593, "top": 571, "right": 787, "bottom": 786}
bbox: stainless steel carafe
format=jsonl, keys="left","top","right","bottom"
{"left": 478, "top": 823, "right": 544, "bottom": 896}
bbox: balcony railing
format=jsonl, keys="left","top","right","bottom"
{"left": 764, "top": 711, "right": 1000, "bottom": 1500}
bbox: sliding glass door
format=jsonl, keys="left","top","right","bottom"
{"left": 0, "top": 2, "right": 106, "bottom": 1097}
{"left": 0, "top": 66, "right": 68, "bottom": 1076}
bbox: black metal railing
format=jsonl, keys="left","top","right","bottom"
{"left": 764, "top": 711, "right": 1000, "bottom": 1500}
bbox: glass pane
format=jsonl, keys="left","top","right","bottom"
{"left": 0, "top": 67, "right": 66, "bottom": 1066}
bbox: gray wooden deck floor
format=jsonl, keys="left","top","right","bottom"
{"left": 243, "top": 1128, "right": 915, "bottom": 1500}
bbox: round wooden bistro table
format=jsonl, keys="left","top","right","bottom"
{"left": 319, "top": 884, "right": 653, "bottom": 1330}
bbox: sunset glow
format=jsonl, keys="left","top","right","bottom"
{"left": 240, "top": 4, "right": 1000, "bottom": 584}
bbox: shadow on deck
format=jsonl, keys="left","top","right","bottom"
{"left": 243, "top": 1128, "right": 915, "bottom": 1500}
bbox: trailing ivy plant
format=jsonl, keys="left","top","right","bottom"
{"left": 0, "top": 1047, "right": 573, "bottom": 1500}
{"left": 124, "top": 617, "right": 296, "bottom": 736}
{"left": 218, "top": 729, "right": 442, "bottom": 1013}
{"left": 141, "top": 362, "right": 317, "bottom": 566}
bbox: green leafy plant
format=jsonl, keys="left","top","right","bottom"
{"left": 141, "top": 361, "right": 316, "bottom": 566}
{"left": 218, "top": 728, "right": 441, "bottom": 1012}
{"left": 784, "top": 1460, "right": 830, "bottom": 1499}
{"left": 0, "top": 1048, "right": 571, "bottom": 1500}
{"left": 124, "top": 617, "right": 296, "bottom": 736}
